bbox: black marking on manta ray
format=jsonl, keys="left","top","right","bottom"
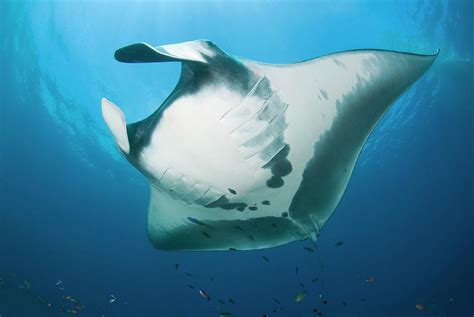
{"left": 204, "top": 195, "right": 248, "bottom": 211}
{"left": 320, "top": 89, "right": 329, "bottom": 100}
{"left": 288, "top": 76, "right": 382, "bottom": 220}
{"left": 263, "top": 144, "right": 293, "bottom": 188}
{"left": 262, "top": 200, "right": 270, "bottom": 205}
{"left": 266, "top": 175, "right": 284, "bottom": 188}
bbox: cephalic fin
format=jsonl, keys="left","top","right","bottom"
{"left": 101, "top": 98, "right": 130, "bottom": 154}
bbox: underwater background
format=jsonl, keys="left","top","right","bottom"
{"left": 1, "top": 0, "right": 473, "bottom": 316}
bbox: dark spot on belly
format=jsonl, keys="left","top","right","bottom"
{"left": 205, "top": 195, "right": 247, "bottom": 211}
{"left": 263, "top": 144, "right": 292, "bottom": 188}
{"left": 320, "top": 89, "right": 328, "bottom": 100}
{"left": 266, "top": 176, "right": 284, "bottom": 188}
{"left": 228, "top": 188, "right": 237, "bottom": 195}
{"left": 272, "top": 159, "right": 292, "bottom": 177}
{"left": 281, "top": 211, "right": 288, "bottom": 217}
{"left": 220, "top": 203, "right": 248, "bottom": 210}
{"left": 205, "top": 195, "right": 229, "bottom": 208}
{"left": 248, "top": 206, "right": 258, "bottom": 211}
{"left": 262, "top": 200, "right": 270, "bottom": 205}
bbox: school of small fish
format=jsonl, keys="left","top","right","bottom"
{"left": 0, "top": 239, "right": 457, "bottom": 316}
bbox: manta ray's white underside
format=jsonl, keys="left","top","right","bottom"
{"left": 102, "top": 40, "right": 437, "bottom": 251}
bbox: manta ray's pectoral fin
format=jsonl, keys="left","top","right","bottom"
{"left": 101, "top": 98, "right": 129, "bottom": 154}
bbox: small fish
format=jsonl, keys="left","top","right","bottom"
{"left": 24, "top": 281, "right": 32, "bottom": 289}
{"left": 110, "top": 294, "right": 117, "bottom": 299}
{"left": 366, "top": 276, "right": 376, "bottom": 283}
{"left": 185, "top": 272, "right": 193, "bottom": 277}
{"left": 273, "top": 298, "right": 280, "bottom": 304}
{"left": 67, "top": 309, "right": 79, "bottom": 315}
{"left": 300, "top": 282, "right": 305, "bottom": 289}
{"left": 342, "top": 300, "right": 347, "bottom": 307}
{"left": 219, "top": 313, "right": 234, "bottom": 317}
{"left": 262, "top": 256, "right": 270, "bottom": 263}
{"left": 229, "top": 247, "right": 237, "bottom": 251}
{"left": 335, "top": 241, "right": 344, "bottom": 247}
{"left": 229, "top": 298, "right": 236, "bottom": 304}
{"left": 295, "top": 267, "right": 299, "bottom": 275}
{"left": 295, "top": 290, "right": 308, "bottom": 302}
{"left": 109, "top": 298, "right": 116, "bottom": 304}
{"left": 210, "top": 276, "right": 214, "bottom": 282}
{"left": 322, "top": 300, "right": 328, "bottom": 304}
{"left": 304, "top": 247, "right": 314, "bottom": 253}
{"left": 248, "top": 234, "right": 255, "bottom": 241}
{"left": 218, "top": 300, "right": 226, "bottom": 304}
{"left": 312, "top": 277, "right": 319, "bottom": 283}
{"left": 188, "top": 284, "right": 194, "bottom": 289}
{"left": 415, "top": 304, "right": 424, "bottom": 311}
{"left": 360, "top": 298, "right": 366, "bottom": 302}
{"left": 64, "top": 295, "right": 77, "bottom": 303}
{"left": 56, "top": 280, "right": 62, "bottom": 286}
{"left": 175, "top": 263, "right": 179, "bottom": 271}
{"left": 59, "top": 287, "right": 65, "bottom": 291}
{"left": 228, "top": 188, "right": 237, "bottom": 195}
{"left": 202, "top": 231, "right": 212, "bottom": 239}
{"left": 272, "top": 223, "right": 277, "bottom": 228}
{"left": 199, "top": 290, "right": 210, "bottom": 301}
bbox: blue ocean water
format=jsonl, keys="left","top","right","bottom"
{"left": 1, "top": 0, "right": 473, "bottom": 316}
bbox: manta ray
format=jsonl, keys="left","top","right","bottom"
{"left": 102, "top": 40, "right": 437, "bottom": 251}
